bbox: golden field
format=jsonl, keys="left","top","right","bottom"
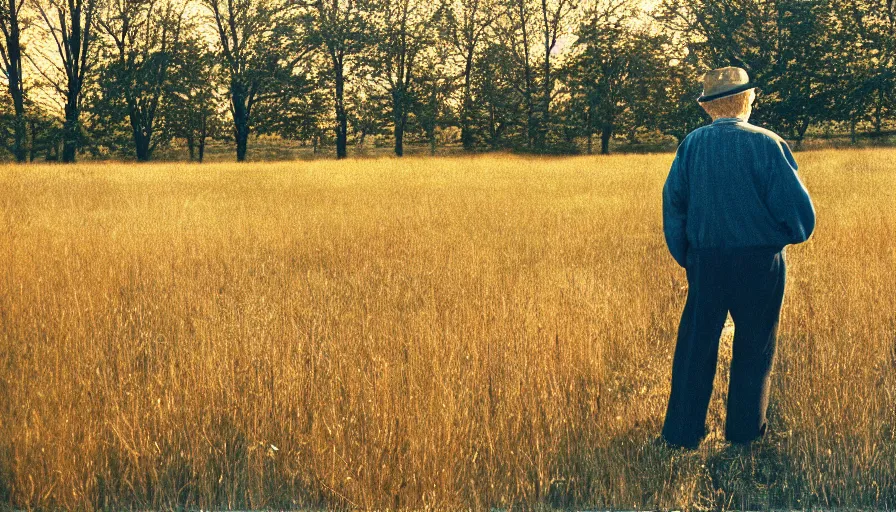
{"left": 0, "top": 150, "right": 894, "bottom": 510}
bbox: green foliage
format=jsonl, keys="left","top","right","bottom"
{"left": 559, "top": 2, "right": 676, "bottom": 153}
{"left": 5, "top": 0, "right": 895, "bottom": 161}
{"left": 655, "top": 0, "right": 896, "bottom": 144}
{"left": 468, "top": 40, "right": 528, "bottom": 149}
{"left": 202, "top": 0, "right": 314, "bottom": 160}
{"left": 253, "top": 62, "right": 328, "bottom": 144}
{"left": 163, "top": 30, "right": 226, "bottom": 161}
{"left": 347, "top": 81, "right": 391, "bottom": 146}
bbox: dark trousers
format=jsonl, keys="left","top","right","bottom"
{"left": 661, "top": 246, "right": 786, "bottom": 449}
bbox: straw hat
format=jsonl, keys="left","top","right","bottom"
{"left": 697, "top": 66, "right": 756, "bottom": 103}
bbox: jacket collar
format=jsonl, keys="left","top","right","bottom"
{"left": 712, "top": 117, "right": 746, "bottom": 124}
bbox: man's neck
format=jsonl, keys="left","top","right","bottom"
{"left": 712, "top": 116, "right": 749, "bottom": 123}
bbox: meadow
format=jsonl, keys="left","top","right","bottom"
{"left": 0, "top": 150, "right": 894, "bottom": 510}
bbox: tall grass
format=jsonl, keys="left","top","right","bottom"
{"left": 0, "top": 151, "right": 894, "bottom": 510}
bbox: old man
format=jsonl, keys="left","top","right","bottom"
{"left": 660, "top": 66, "right": 816, "bottom": 449}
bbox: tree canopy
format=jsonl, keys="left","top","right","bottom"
{"left": 1, "top": 0, "right": 894, "bottom": 161}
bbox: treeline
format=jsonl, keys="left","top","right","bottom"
{"left": 0, "top": 0, "right": 894, "bottom": 162}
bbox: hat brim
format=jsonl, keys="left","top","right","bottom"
{"left": 697, "top": 83, "right": 756, "bottom": 103}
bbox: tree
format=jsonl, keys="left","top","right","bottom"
{"left": 305, "top": 0, "right": 365, "bottom": 158}
{"left": 26, "top": 106, "right": 62, "bottom": 160}
{"left": 621, "top": 30, "right": 673, "bottom": 144}
{"left": 362, "top": 0, "right": 441, "bottom": 156}
{"left": 347, "top": 79, "right": 389, "bottom": 148}
{"left": 6, "top": 0, "right": 892, "bottom": 161}
{"left": 2, "top": 98, "right": 60, "bottom": 160}
{"left": 34, "top": 0, "right": 98, "bottom": 162}
{"left": 253, "top": 54, "right": 327, "bottom": 154}
{"left": 82, "top": 69, "right": 133, "bottom": 156}
{"left": 203, "top": 0, "right": 311, "bottom": 161}
{"left": 469, "top": 39, "right": 525, "bottom": 149}
{"left": 562, "top": 1, "right": 652, "bottom": 154}
{"left": 497, "top": 0, "right": 575, "bottom": 151}
{"left": 835, "top": 0, "right": 896, "bottom": 137}
{"left": 97, "top": 0, "right": 185, "bottom": 161}
{"left": 442, "top": 0, "right": 498, "bottom": 150}
{"left": 495, "top": 0, "right": 538, "bottom": 149}
{"left": 413, "top": 37, "right": 455, "bottom": 154}
{"left": 165, "top": 30, "right": 223, "bottom": 162}
{"left": 533, "top": 0, "right": 575, "bottom": 148}
{"left": 762, "top": 0, "right": 833, "bottom": 146}
{"left": 0, "top": 0, "right": 27, "bottom": 161}
{"left": 654, "top": 0, "right": 778, "bottom": 78}
{"left": 652, "top": 48, "right": 705, "bottom": 144}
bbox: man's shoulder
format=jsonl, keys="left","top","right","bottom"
{"left": 678, "top": 125, "right": 711, "bottom": 149}
{"left": 733, "top": 122, "right": 787, "bottom": 143}
{"left": 683, "top": 124, "right": 713, "bottom": 140}
{"left": 682, "top": 121, "right": 785, "bottom": 147}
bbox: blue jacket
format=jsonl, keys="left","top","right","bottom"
{"left": 662, "top": 117, "right": 816, "bottom": 267}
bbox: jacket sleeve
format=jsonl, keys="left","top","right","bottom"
{"left": 764, "top": 138, "right": 816, "bottom": 244}
{"left": 663, "top": 144, "right": 689, "bottom": 268}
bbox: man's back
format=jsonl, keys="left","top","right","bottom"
{"left": 662, "top": 117, "right": 816, "bottom": 267}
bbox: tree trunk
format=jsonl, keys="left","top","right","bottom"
{"left": 134, "top": 132, "right": 151, "bottom": 162}
{"left": 428, "top": 87, "right": 438, "bottom": 156}
{"left": 517, "top": 1, "right": 536, "bottom": 151}
{"left": 850, "top": 117, "right": 857, "bottom": 145}
{"left": 394, "top": 120, "right": 404, "bottom": 157}
{"left": 600, "top": 122, "right": 612, "bottom": 155}
{"left": 187, "top": 135, "right": 195, "bottom": 161}
{"left": 333, "top": 55, "right": 348, "bottom": 159}
{"left": 461, "top": 51, "right": 475, "bottom": 151}
{"left": 130, "top": 111, "right": 152, "bottom": 162}
{"left": 231, "top": 84, "right": 250, "bottom": 162}
{"left": 62, "top": 97, "right": 79, "bottom": 163}
{"left": 10, "top": 84, "right": 26, "bottom": 163}
{"left": 4, "top": 2, "right": 26, "bottom": 163}
{"left": 126, "top": 98, "right": 154, "bottom": 162}
{"left": 525, "top": 93, "right": 536, "bottom": 150}
{"left": 539, "top": 14, "right": 551, "bottom": 151}
{"left": 393, "top": 90, "right": 406, "bottom": 157}
{"left": 794, "top": 119, "right": 809, "bottom": 149}
{"left": 197, "top": 113, "right": 207, "bottom": 163}
{"left": 29, "top": 119, "right": 37, "bottom": 162}
{"left": 488, "top": 103, "right": 498, "bottom": 149}
{"left": 586, "top": 103, "right": 593, "bottom": 155}
{"left": 52, "top": 0, "right": 90, "bottom": 164}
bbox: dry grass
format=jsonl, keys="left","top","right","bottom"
{"left": 0, "top": 151, "right": 894, "bottom": 510}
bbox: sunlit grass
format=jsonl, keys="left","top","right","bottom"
{"left": 0, "top": 151, "right": 894, "bottom": 510}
